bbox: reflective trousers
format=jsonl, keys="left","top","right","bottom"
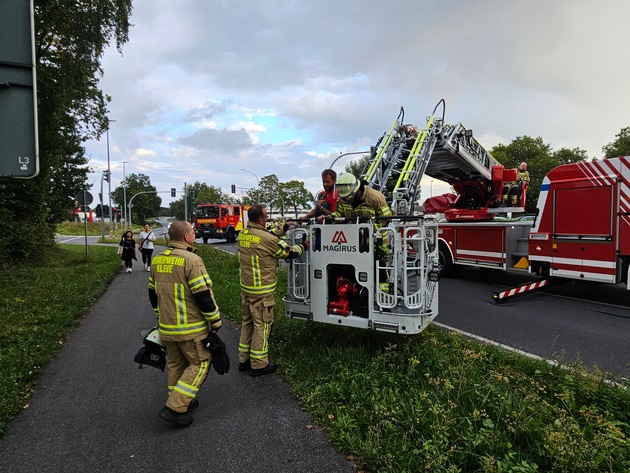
{"left": 163, "top": 334, "right": 211, "bottom": 413}
{"left": 239, "top": 292, "right": 275, "bottom": 370}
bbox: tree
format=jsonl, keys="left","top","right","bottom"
{"left": 112, "top": 173, "right": 161, "bottom": 225}
{"left": 282, "top": 180, "right": 313, "bottom": 217}
{"left": 258, "top": 175, "right": 281, "bottom": 214}
{"left": 168, "top": 182, "right": 234, "bottom": 220}
{"left": 0, "top": 1, "right": 132, "bottom": 260}
{"left": 491, "top": 137, "right": 587, "bottom": 212}
{"left": 602, "top": 127, "right": 630, "bottom": 158}
{"left": 345, "top": 155, "right": 371, "bottom": 178}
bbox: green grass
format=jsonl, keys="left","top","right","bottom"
{"left": 196, "top": 245, "right": 630, "bottom": 473}
{"left": 1, "top": 243, "right": 629, "bottom": 471}
{"left": 0, "top": 245, "right": 120, "bottom": 434}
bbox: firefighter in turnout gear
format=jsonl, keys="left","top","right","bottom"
{"left": 331, "top": 173, "right": 393, "bottom": 220}
{"left": 238, "top": 204, "right": 308, "bottom": 376}
{"left": 502, "top": 161, "right": 530, "bottom": 206}
{"left": 330, "top": 173, "right": 393, "bottom": 291}
{"left": 148, "top": 221, "right": 222, "bottom": 427}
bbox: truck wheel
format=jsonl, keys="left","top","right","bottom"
{"left": 226, "top": 228, "right": 236, "bottom": 243}
{"left": 202, "top": 237, "right": 209, "bottom": 244}
{"left": 438, "top": 242, "right": 459, "bottom": 278}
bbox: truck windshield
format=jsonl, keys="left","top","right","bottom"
{"left": 196, "top": 206, "right": 219, "bottom": 218}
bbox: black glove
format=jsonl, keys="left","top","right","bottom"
{"left": 204, "top": 332, "right": 230, "bottom": 375}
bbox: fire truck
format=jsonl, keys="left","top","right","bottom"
{"left": 431, "top": 157, "right": 630, "bottom": 301}
{"left": 193, "top": 203, "right": 248, "bottom": 243}
{"left": 283, "top": 99, "right": 629, "bottom": 333}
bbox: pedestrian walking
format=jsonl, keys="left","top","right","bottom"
{"left": 138, "top": 223, "right": 156, "bottom": 271}
{"left": 118, "top": 230, "right": 137, "bottom": 273}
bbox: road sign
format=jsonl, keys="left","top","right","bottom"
{"left": 0, "top": 0, "right": 39, "bottom": 178}
{"left": 76, "top": 191, "right": 93, "bottom": 206}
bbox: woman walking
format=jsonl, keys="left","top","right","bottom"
{"left": 118, "top": 230, "right": 137, "bottom": 273}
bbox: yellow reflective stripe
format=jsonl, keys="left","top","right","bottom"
{"left": 262, "top": 320, "right": 270, "bottom": 354}
{"left": 189, "top": 274, "right": 209, "bottom": 291}
{"left": 192, "top": 359, "right": 209, "bottom": 387}
{"left": 239, "top": 342, "right": 250, "bottom": 353}
{"left": 174, "top": 283, "right": 187, "bottom": 325}
{"left": 148, "top": 276, "right": 155, "bottom": 289}
{"left": 251, "top": 255, "right": 261, "bottom": 287}
{"left": 203, "top": 309, "right": 220, "bottom": 322}
{"left": 159, "top": 320, "right": 207, "bottom": 336}
{"left": 380, "top": 206, "right": 392, "bottom": 216}
{"left": 240, "top": 282, "right": 277, "bottom": 295}
{"left": 174, "top": 380, "right": 199, "bottom": 398}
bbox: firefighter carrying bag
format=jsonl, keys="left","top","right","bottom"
{"left": 134, "top": 327, "right": 166, "bottom": 371}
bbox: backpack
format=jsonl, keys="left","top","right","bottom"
{"left": 134, "top": 328, "right": 166, "bottom": 371}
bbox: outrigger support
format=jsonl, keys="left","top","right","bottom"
{"left": 491, "top": 278, "right": 569, "bottom": 303}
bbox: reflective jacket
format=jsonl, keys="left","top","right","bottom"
{"left": 332, "top": 184, "right": 392, "bottom": 220}
{"left": 238, "top": 221, "right": 304, "bottom": 295}
{"left": 148, "top": 240, "right": 221, "bottom": 341}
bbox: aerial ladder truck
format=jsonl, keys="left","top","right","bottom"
{"left": 282, "top": 99, "right": 509, "bottom": 334}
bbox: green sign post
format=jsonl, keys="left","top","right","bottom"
{"left": 0, "top": 0, "right": 39, "bottom": 178}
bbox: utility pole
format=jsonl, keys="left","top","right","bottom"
{"left": 106, "top": 120, "right": 116, "bottom": 233}
{"left": 122, "top": 161, "right": 128, "bottom": 227}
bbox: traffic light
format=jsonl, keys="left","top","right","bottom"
{"left": 103, "top": 170, "right": 110, "bottom": 182}
{"left": 231, "top": 184, "right": 236, "bottom": 193}
{"left": 171, "top": 188, "right": 176, "bottom": 197}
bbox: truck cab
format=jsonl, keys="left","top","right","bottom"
{"left": 193, "top": 203, "right": 247, "bottom": 243}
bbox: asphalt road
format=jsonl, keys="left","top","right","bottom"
{"left": 0, "top": 250, "right": 354, "bottom": 473}
{"left": 436, "top": 268, "right": 630, "bottom": 379}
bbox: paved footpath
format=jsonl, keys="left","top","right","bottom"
{"left": 0, "top": 253, "right": 354, "bottom": 473}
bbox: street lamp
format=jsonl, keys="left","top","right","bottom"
{"left": 106, "top": 120, "right": 116, "bottom": 232}
{"left": 240, "top": 168, "right": 260, "bottom": 202}
{"left": 122, "top": 161, "right": 129, "bottom": 227}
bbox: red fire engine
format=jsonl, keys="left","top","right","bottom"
{"left": 193, "top": 203, "right": 248, "bottom": 243}
{"left": 431, "top": 158, "right": 630, "bottom": 301}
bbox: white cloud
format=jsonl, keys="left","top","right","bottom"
{"left": 85, "top": 0, "right": 630, "bottom": 207}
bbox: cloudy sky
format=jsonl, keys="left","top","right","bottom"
{"left": 84, "top": 0, "right": 630, "bottom": 207}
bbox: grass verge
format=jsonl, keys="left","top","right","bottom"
{"left": 0, "top": 245, "right": 120, "bottom": 435}
{"left": 197, "top": 245, "right": 630, "bottom": 473}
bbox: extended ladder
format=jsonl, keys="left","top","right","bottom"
{"left": 361, "top": 100, "right": 446, "bottom": 216}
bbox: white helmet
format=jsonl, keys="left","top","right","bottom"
{"left": 337, "top": 173, "right": 360, "bottom": 199}
{"left": 141, "top": 327, "right": 165, "bottom": 348}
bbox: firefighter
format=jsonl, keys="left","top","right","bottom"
{"left": 331, "top": 173, "right": 392, "bottom": 220}
{"left": 148, "top": 220, "right": 222, "bottom": 427}
{"left": 329, "top": 173, "right": 393, "bottom": 291}
{"left": 502, "top": 162, "right": 530, "bottom": 206}
{"left": 238, "top": 204, "right": 308, "bottom": 376}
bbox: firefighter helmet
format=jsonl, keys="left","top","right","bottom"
{"left": 141, "top": 327, "right": 165, "bottom": 348}
{"left": 337, "top": 173, "right": 360, "bottom": 199}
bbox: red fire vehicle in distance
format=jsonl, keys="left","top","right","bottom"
{"left": 193, "top": 203, "right": 248, "bottom": 243}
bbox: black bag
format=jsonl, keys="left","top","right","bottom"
{"left": 134, "top": 328, "right": 166, "bottom": 371}
{"left": 204, "top": 332, "right": 230, "bottom": 375}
